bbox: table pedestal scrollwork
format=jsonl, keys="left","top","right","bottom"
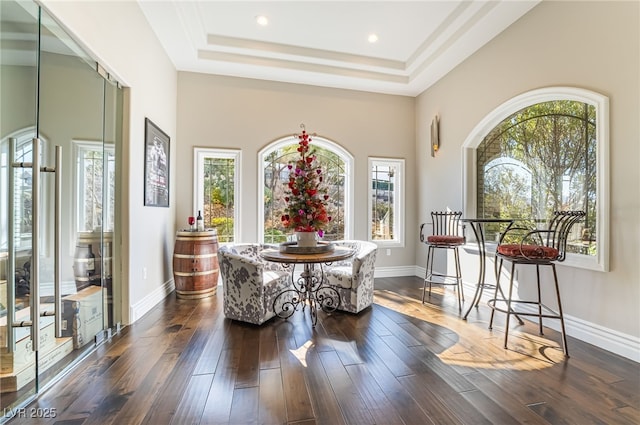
{"left": 273, "top": 263, "right": 341, "bottom": 326}
{"left": 259, "top": 247, "right": 354, "bottom": 326}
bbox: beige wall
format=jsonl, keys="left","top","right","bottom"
{"left": 416, "top": 0, "right": 640, "bottom": 356}
{"left": 176, "top": 73, "right": 417, "bottom": 269}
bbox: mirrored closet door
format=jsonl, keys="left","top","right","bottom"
{"left": 1, "top": 1, "right": 122, "bottom": 418}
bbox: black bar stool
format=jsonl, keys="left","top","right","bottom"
{"left": 489, "top": 210, "right": 586, "bottom": 356}
{"left": 419, "top": 211, "right": 466, "bottom": 310}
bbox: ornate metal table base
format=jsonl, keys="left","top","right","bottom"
{"left": 273, "top": 263, "right": 340, "bottom": 326}
{"left": 260, "top": 245, "right": 354, "bottom": 327}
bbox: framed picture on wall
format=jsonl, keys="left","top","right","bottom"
{"left": 144, "top": 118, "right": 170, "bottom": 207}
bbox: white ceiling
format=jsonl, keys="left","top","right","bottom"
{"left": 138, "top": 1, "right": 539, "bottom": 97}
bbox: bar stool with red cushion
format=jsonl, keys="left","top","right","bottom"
{"left": 489, "top": 210, "right": 585, "bottom": 356}
{"left": 419, "top": 211, "right": 466, "bottom": 310}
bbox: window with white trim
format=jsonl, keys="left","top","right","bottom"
{"left": 193, "top": 148, "right": 241, "bottom": 243}
{"left": 368, "top": 157, "right": 405, "bottom": 247}
{"left": 463, "top": 87, "right": 609, "bottom": 271}
{"left": 74, "top": 140, "right": 115, "bottom": 233}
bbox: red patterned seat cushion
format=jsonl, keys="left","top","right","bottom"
{"left": 497, "top": 244, "right": 559, "bottom": 260}
{"left": 427, "top": 235, "right": 465, "bottom": 245}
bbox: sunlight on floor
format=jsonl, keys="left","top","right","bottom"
{"left": 289, "top": 337, "right": 363, "bottom": 368}
{"left": 373, "top": 289, "right": 566, "bottom": 370}
{"left": 289, "top": 339, "right": 314, "bottom": 367}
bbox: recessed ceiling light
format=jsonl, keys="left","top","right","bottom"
{"left": 256, "top": 15, "right": 268, "bottom": 26}
{"left": 368, "top": 33, "right": 378, "bottom": 43}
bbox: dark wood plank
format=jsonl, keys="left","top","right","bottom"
{"left": 461, "top": 388, "right": 526, "bottom": 425}
{"left": 199, "top": 347, "right": 239, "bottom": 425}
{"left": 170, "top": 373, "right": 214, "bottom": 425}
{"left": 108, "top": 352, "right": 181, "bottom": 425}
{"left": 258, "top": 368, "right": 287, "bottom": 425}
{"left": 258, "top": 323, "right": 281, "bottom": 370}
{"left": 344, "top": 326, "right": 435, "bottom": 425}
{"left": 302, "top": 345, "right": 348, "bottom": 425}
{"left": 278, "top": 335, "right": 315, "bottom": 422}
{"left": 398, "top": 372, "right": 494, "bottom": 425}
{"left": 317, "top": 350, "right": 374, "bottom": 424}
{"left": 235, "top": 326, "right": 261, "bottom": 389}
{"left": 53, "top": 321, "right": 177, "bottom": 423}
{"left": 193, "top": 316, "right": 230, "bottom": 375}
{"left": 140, "top": 326, "right": 215, "bottom": 424}
{"left": 406, "top": 344, "right": 477, "bottom": 393}
{"left": 228, "top": 386, "right": 260, "bottom": 425}
{"left": 463, "top": 371, "right": 550, "bottom": 425}
{"left": 344, "top": 363, "right": 407, "bottom": 425}
{"left": 7, "top": 277, "right": 639, "bottom": 425}
{"left": 318, "top": 316, "right": 364, "bottom": 366}
{"left": 359, "top": 331, "right": 414, "bottom": 378}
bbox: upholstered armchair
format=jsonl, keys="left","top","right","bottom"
{"left": 324, "top": 240, "right": 378, "bottom": 314}
{"left": 218, "top": 243, "right": 293, "bottom": 325}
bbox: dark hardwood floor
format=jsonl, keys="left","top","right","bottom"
{"left": 7, "top": 276, "right": 640, "bottom": 425}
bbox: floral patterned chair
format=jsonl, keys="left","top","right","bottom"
{"left": 324, "top": 240, "right": 378, "bottom": 314}
{"left": 218, "top": 243, "right": 293, "bottom": 325}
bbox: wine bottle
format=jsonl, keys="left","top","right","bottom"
{"left": 86, "top": 244, "right": 96, "bottom": 276}
{"left": 196, "top": 210, "right": 204, "bottom": 231}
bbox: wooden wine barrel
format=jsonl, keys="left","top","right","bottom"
{"left": 173, "top": 230, "right": 219, "bottom": 299}
{"left": 73, "top": 232, "right": 113, "bottom": 292}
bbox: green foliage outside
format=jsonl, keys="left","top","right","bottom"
{"left": 210, "top": 217, "right": 234, "bottom": 243}
{"left": 203, "top": 157, "right": 235, "bottom": 242}
{"left": 263, "top": 141, "right": 346, "bottom": 241}
{"left": 264, "top": 228, "right": 288, "bottom": 244}
{"left": 478, "top": 100, "right": 597, "bottom": 255}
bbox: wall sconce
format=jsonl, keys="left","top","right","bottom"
{"left": 431, "top": 115, "right": 440, "bottom": 157}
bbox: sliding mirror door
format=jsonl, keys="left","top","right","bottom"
{"left": 0, "top": 0, "right": 40, "bottom": 411}
{"left": 1, "top": 1, "right": 122, "bottom": 417}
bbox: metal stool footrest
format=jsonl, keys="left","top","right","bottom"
{"left": 488, "top": 299, "right": 562, "bottom": 323}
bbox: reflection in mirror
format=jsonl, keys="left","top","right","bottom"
{"left": 1, "top": 0, "right": 123, "bottom": 411}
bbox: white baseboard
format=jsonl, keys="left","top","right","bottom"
{"left": 514, "top": 304, "right": 640, "bottom": 363}
{"left": 129, "top": 279, "right": 175, "bottom": 323}
{"left": 374, "top": 265, "right": 419, "bottom": 278}
{"left": 567, "top": 315, "right": 640, "bottom": 362}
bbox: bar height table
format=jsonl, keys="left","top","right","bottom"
{"left": 461, "top": 218, "right": 523, "bottom": 324}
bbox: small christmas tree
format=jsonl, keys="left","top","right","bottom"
{"left": 281, "top": 125, "right": 331, "bottom": 237}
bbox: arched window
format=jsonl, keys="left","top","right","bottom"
{"left": 481, "top": 157, "right": 532, "bottom": 221}
{"left": 259, "top": 135, "right": 353, "bottom": 243}
{"left": 463, "top": 87, "right": 609, "bottom": 271}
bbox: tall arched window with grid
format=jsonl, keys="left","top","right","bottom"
{"left": 259, "top": 136, "right": 353, "bottom": 243}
